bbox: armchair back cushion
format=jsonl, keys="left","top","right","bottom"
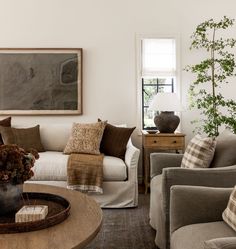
{"left": 170, "top": 185, "right": 232, "bottom": 234}
{"left": 161, "top": 166, "right": 236, "bottom": 249}
{"left": 211, "top": 130, "right": 236, "bottom": 168}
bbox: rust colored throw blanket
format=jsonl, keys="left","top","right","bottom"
{"left": 67, "top": 153, "right": 104, "bottom": 194}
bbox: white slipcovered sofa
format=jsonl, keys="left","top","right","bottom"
{"left": 26, "top": 124, "right": 140, "bottom": 208}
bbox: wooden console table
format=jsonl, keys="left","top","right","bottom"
{"left": 142, "top": 131, "right": 185, "bottom": 194}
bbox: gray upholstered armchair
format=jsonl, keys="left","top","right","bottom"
{"left": 149, "top": 152, "right": 236, "bottom": 249}
{"left": 170, "top": 185, "right": 236, "bottom": 249}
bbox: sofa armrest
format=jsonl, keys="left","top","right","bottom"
{"left": 150, "top": 153, "right": 183, "bottom": 178}
{"left": 125, "top": 140, "right": 140, "bottom": 169}
{"left": 204, "top": 237, "right": 236, "bottom": 249}
{"left": 170, "top": 185, "right": 232, "bottom": 234}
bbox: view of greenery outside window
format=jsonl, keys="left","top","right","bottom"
{"left": 141, "top": 38, "right": 177, "bottom": 130}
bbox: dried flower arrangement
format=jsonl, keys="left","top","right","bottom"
{"left": 0, "top": 144, "right": 39, "bottom": 184}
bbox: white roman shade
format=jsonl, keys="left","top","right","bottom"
{"left": 142, "top": 38, "right": 176, "bottom": 77}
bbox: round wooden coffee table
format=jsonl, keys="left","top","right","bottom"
{"left": 0, "top": 184, "right": 102, "bottom": 249}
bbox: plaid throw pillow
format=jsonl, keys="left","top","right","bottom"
{"left": 223, "top": 186, "right": 236, "bottom": 232}
{"left": 181, "top": 135, "right": 216, "bottom": 168}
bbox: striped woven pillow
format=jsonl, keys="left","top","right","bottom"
{"left": 181, "top": 135, "right": 216, "bottom": 168}
{"left": 223, "top": 186, "right": 236, "bottom": 232}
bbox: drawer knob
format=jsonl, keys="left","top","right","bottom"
{"left": 173, "top": 140, "right": 177, "bottom": 143}
{"left": 153, "top": 140, "right": 157, "bottom": 143}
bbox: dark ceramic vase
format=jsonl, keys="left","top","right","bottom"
{"left": 0, "top": 183, "right": 23, "bottom": 216}
{"left": 154, "top": 111, "right": 180, "bottom": 133}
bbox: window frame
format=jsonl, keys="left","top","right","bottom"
{"left": 142, "top": 77, "right": 174, "bottom": 130}
{"left": 136, "top": 34, "right": 181, "bottom": 132}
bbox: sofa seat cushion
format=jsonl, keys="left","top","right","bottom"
{"left": 31, "top": 151, "right": 127, "bottom": 182}
{"left": 171, "top": 221, "right": 236, "bottom": 249}
{"left": 31, "top": 151, "right": 69, "bottom": 181}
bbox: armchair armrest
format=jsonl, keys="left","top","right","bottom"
{"left": 150, "top": 153, "right": 183, "bottom": 178}
{"left": 204, "top": 237, "right": 236, "bottom": 249}
{"left": 162, "top": 165, "right": 236, "bottom": 212}
{"left": 162, "top": 165, "right": 236, "bottom": 249}
{"left": 170, "top": 185, "right": 232, "bottom": 234}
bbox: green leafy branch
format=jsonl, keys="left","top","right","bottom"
{"left": 185, "top": 16, "right": 236, "bottom": 137}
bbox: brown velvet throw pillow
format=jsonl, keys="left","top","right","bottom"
{"left": 100, "top": 122, "right": 135, "bottom": 160}
{"left": 0, "top": 117, "right": 11, "bottom": 144}
{"left": 0, "top": 125, "right": 45, "bottom": 152}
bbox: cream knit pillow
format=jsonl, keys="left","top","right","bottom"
{"left": 181, "top": 134, "right": 216, "bottom": 168}
{"left": 64, "top": 122, "right": 106, "bottom": 155}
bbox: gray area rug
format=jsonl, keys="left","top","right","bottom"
{"left": 85, "top": 194, "right": 158, "bottom": 249}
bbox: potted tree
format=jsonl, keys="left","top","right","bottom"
{"left": 186, "top": 16, "right": 236, "bottom": 137}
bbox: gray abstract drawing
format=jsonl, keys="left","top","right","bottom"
{"left": 0, "top": 52, "right": 81, "bottom": 112}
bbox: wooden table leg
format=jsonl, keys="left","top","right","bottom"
{"left": 144, "top": 148, "right": 150, "bottom": 194}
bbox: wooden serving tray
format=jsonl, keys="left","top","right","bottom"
{"left": 0, "top": 192, "right": 71, "bottom": 234}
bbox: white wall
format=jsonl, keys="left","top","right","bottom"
{"left": 0, "top": 0, "right": 236, "bottom": 179}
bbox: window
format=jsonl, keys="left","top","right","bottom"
{"left": 141, "top": 38, "right": 177, "bottom": 130}
{"left": 142, "top": 77, "right": 174, "bottom": 129}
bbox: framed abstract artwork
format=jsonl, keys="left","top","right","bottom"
{"left": 0, "top": 48, "right": 82, "bottom": 115}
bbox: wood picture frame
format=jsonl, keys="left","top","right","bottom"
{"left": 0, "top": 48, "right": 82, "bottom": 115}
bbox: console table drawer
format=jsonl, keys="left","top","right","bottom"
{"left": 144, "top": 136, "right": 185, "bottom": 149}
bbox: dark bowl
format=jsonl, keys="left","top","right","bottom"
{"left": 146, "top": 130, "right": 158, "bottom": 134}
